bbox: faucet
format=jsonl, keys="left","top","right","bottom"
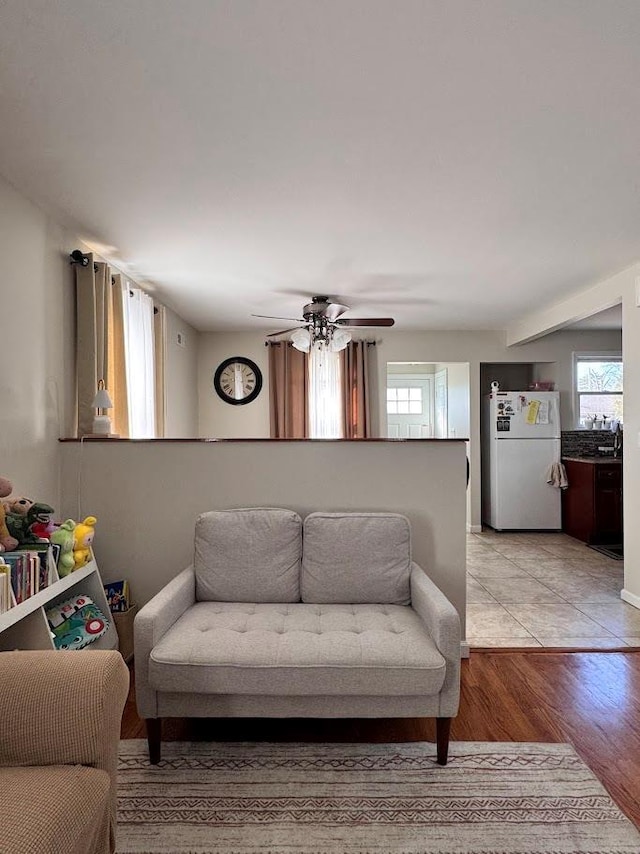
{"left": 613, "top": 424, "right": 623, "bottom": 458}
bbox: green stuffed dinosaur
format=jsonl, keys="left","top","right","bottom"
{"left": 50, "top": 519, "right": 77, "bottom": 577}
{"left": 6, "top": 502, "right": 55, "bottom": 546}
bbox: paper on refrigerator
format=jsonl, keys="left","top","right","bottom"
{"left": 537, "top": 400, "right": 549, "bottom": 424}
{"left": 526, "top": 400, "right": 540, "bottom": 424}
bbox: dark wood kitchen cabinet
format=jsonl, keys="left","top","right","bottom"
{"left": 561, "top": 458, "right": 622, "bottom": 544}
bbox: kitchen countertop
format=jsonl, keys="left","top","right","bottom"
{"left": 562, "top": 456, "right": 622, "bottom": 464}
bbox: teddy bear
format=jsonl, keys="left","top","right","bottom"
{"left": 4, "top": 496, "right": 34, "bottom": 516}
{"left": 0, "top": 476, "right": 19, "bottom": 552}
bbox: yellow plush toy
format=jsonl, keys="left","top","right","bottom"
{"left": 73, "top": 516, "right": 97, "bottom": 570}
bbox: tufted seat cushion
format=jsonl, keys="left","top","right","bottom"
{"left": 148, "top": 602, "right": 446, "bottom": 697}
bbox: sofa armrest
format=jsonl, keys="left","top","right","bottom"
{"left": 133, "top": 566, "right": 196, "bottom": 718}
{"left": 0, "top": 649, "right": 129, "bottom": 852}
{"left": 410, "top": 562, "right": 461, "bottom": 717}
{"left": 0, "top": 650, "right": 128, "bottom": 769}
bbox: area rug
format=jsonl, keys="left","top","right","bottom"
{"left": 117, "top": 740, "right": 640, "bottom": 854}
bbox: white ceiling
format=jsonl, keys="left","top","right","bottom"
{"left": 1, "top": 1, "right": 640, "bottom": 332}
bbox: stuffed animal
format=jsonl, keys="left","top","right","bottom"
{"left": 0, "top": 476, "right": 19, "bottom": 552}
{"left": 50, "top": 519, "right": 76, "bottom": 577}
{"left": 73, "top": 516, "right": 97, "bottom": 569}
{"left": 4, "top": 496, "right": 34, "bottom": 517}
{"left": 27, "top": 500, "right": 56, "bottom": 540}
{"left": 7, "top": 502, "right": 55, "bottom": 546}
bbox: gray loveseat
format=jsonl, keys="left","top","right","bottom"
{"left": 134, "top": 509, "right": 461, "bottom": 764}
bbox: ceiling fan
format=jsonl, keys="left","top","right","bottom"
{"left": 253, "top": 295, "right": 395, "bottom": 352}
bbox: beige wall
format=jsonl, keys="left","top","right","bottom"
{"left": 198, "top": 332, "right": 270, "bottom": 437}
{"left": 387, "top": 362, "right": 435, "bottom": 374}
{"left": 164, "top": 307, "right": 198, "bottom": 437}
{"left": 59, "top": 439, "right": 469, "bottom": 641}
{"left": 0, "top": 172, "right": 203, "bottom": 506}
{"left": 621, "top": 287, "right": 639, "bottom": 607}
{"left": 0, "top": 174, "right": 75, "bottom": 509}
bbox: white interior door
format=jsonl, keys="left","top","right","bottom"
{"left": 387, "top": 376, "right": 433, "bottom": 438}
{"left": 434, "top": 369, "right": 448, "bottom": 437}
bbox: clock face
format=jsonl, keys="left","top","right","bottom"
{"left": 213, "top": 357, "right": 262, "bottom": 405}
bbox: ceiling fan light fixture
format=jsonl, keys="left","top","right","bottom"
{"left": 291, "top": 328, "right": 311, "bottom": 352}
{"left": 329, "top": 328, "right": 352, "bottom": 352}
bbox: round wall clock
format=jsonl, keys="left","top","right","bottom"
{"left": 213, "top": 357, "right": 263, "bottom": 405}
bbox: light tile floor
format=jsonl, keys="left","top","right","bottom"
{"left": 467, "top": 531, "right": 640, "bottom": 648}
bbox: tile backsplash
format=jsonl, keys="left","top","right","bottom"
{"left": 561, "top": 430, "right": 615, "bottom": 457}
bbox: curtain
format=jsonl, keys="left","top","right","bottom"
{"left": 74, "top": 256, "right": 98, "bottom": 437}
{"left": 268, "top": 342, "right": 308, "bottom": 438}
{"left": 123, "top": 286, "right": 156, "bottom": 438}
{"left": 74, "top": 257, "right": 129, "bottom": 437}
{"left": 153, "top": 304, "right": 166, "bottom": 438}
{"left": 309, "top": 346, "right": 343, "bottom": 438}
{"left": 108, "top": 275, "right": 130, "bottom": 438}
{"left": 341, "top": 340, "right": 373, "bottom": 438}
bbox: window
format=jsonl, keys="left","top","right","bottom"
{"left": 387, "top": 387, "right": 423, "bottom": 414}
{"left": 308, "top": 347, "right": 343, "bottom": 438}
{"left": 573, "top": 353, "right": 623, "bottom": 428}
{"left": 123, "top": 286, "right": 157, "bottom": 438}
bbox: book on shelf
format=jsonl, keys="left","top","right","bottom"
{"left": 104, "top": 579, "right": 130, "bottom": 612}
{"left": 0, "top": 562, "right": 17, "bottom": 614}
{"left": 1, "top": 545, "right": 59, "bottom": 607}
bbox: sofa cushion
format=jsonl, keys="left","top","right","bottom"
{"left": 301, "top": 512, "right": 411, "bottom": 604}
{"left": 148, "top": 601, "right": 445, "bottom": 696}
{"left": 195, "top": 508, "right": 302, "bottom": 602}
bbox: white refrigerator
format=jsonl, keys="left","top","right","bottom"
{"left": 482, "top": 391, "right": 562, "bottom": 531}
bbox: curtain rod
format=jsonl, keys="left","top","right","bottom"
{"left": 69, "top": 249, "right": 98, "bottom": 273}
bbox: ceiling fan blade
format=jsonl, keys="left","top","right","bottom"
{"left": 323, "top": 302, "right": 350, "bottom": 321}
{"left": 252, "top": 314, "right": 304, "bottom": 322}
{"left": 336, "top": 317, "right": 395, "bottom": 327}
{"left": 266, "top": 326, "right": 305, "bottom": 337}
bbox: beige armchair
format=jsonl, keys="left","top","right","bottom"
{"left": 0, "top": 650, "right": 129, "bottom": 854}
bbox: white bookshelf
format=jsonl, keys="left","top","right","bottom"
{"left": 0, "top": 557, "right": 119, "bottom": 652}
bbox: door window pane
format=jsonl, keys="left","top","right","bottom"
{"left": 387, "top": 386, "right": 424, "bottom": 414}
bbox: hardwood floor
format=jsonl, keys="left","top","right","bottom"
{"left": 121, "top": 650, "right": 640, "bottom": 828}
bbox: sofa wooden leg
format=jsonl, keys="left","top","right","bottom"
{"left": 436, "top": 717, "right": 451, "bottom": 766}
{"left": 146, "top": 718, "right": 161, "bottom": 764}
